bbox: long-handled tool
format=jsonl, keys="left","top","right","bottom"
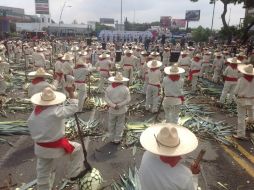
{"left": 193, "top": 149, "right": 206, "bottom": 166}
{"left": 155, "top": 88, "right": 165, "bottom": 121}
{"left": 72, "top": 112, "right": 92, "bottom": 181}
{"left": 71, "top": 112, "right": 103, "bottom": 190}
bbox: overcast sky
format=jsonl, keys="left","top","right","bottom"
{"left": 1, "top": 0, "right": 246, "bottom": 29}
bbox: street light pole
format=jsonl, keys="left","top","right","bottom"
{"left": 58, "top": 1, "right": 66, "bottom": 36}
{"left": 211, "top": 0, "right": 216, "bottom": 31}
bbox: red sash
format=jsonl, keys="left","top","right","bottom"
{"left": 34, "top": 106, "right": 49, "bottom": 115}
{"left": 148, "top": 83, "right": 160, "bottom": 95}
{"left": 75, "top": 80, "right": 86, "bottom": 83}
{"left": 224, "top": 76, "right": 237, "bottom": 82}
{"left": 54, "top": 72, "right": 63, "bottom": 79}
{"left": 37, "top": 137, "right": 74, "bottom": 154}
{"left": 123, "top": 64, "right": 133, "bottom": 67}
{"left": 74, "top": 65, "right": 86, "bottom": 69}
{"left": 188, "top": 70, "right": 200, "bottom": 81}
{"left": 100, "top": 68, "right": 109, "bottom": 75}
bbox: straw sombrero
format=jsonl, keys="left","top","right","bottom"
{"left": 31, "top": 87, "right": 66, "bottom": 106}
{"left": 36, "top": 47, "right": 44, "bottom": 52}
{"left": 79, "top": 50, "right": 88, "bottom": 56}
{"left": 214, "top": 52, "right": 222, "bottom": 57}
{"left": 62, "top": 53, "right": 74, "bottom": 61}
{"left": 227, "top": 57, "right": 241, "bottom": 64}
{"left": 141, "top": 51, "right": 149, "bottom": 55}
{"left": 28, "top": 68, "right": 52, "bottom": 78}
{"left": 99, "top": 53, "right": 110, "bottom": 59}
{"left": 194, "top": 54, "right": 202, "bottom": 58}
{"left": 57, "top": 53, "right": 63, "bottom": 59}
{"left": 164, "top": 64, "right": 185, "bottom": 75}
{"left": 124, "top": 49, "right": 133, "bottom": 54}
{"left": 71, "top": 46, "right": 79, "bottom": 52}
{"left": 164, "top": 47, "right": 170, "bottom": 51}
{"left": 108, "top": 72, "right": 129, "bottom": 82}
{"left": 181, "top": 50, "right": 189, "bottom": 55}
{"left": 238, "top": 64, "right": 254, "bottom": 76}
{"left": 150, "top": 52, "right": 160, "bottom": 56}
{"left": 140, "top": 123, "right": 198, "bottom": 157}
{"left": 147, "top": 60, "right": 162, "bottom": 68}
{"left": 236, "top": 52, "right": 246, "bottom": 57}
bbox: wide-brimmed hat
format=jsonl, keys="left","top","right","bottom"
{"left": 140, "top": 123, "right": 198, "bottom": 157}
{"left": 214, "top": 52, "right": 222, "bottom": 57}
{"left": 79, "top": 50, "right": 88, "bottom": 56}
{"left": 150, "top": 51, "right": 160, "bottom": 56}
{"left": 238, "top": 64, "right": 254, "bottom": 76}
{"left": 204, "top": 51, "right": 211, "bottom": 55}
{"left": 124, "top": 49, "right": 133, "bottom": 54}
{"left": 194, "top": 54, "right": 202, "bottom": 58}
{"left": 62, "top": 53, "right": 74, "bottom": 61}
{"left": 236, "top": 52, "right": 246, "bottom": 57}
{"left": 227, "top": 57, "right": 241, "bottom": 64}
{"left": 108, "top": 72, "right": 129, "bottom": 82}
{"left": 164, "top": 64, "right": 185, "bottom": 75}
{"left": 71, "top": 46, "right": 79, "bottom": 52}
{"left": 57, "top": 53, "right": 63, "bottom": 59}
{"left": 181, "top": 50, "right": 189, "bottom": 55}
{"left": 28, "top": 68, "right": 52, "bottom": 78}
{"left": 188, "top": 46, "right": 195, "bottom": 50}
{"left": 0, "top": 44, "right": 5, "bottom": 50}
{"left": 147, "top": 60, "right": 162, "bottom": 68}
{"left": 141, "top": 50, "right": 149, "bottom": 55}
{"left": 99, "top": 53, "right": 110, "bottom": 59}
{"left": 31, "top": 87, "right": 66, "bottom": 106}
{"left": 36, "top": 47, "right": 44, "bottom": 52}
{"left": 164, "top": 47, "right": 170, "bottom": 51}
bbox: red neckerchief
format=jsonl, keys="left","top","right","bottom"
{"left": 160, "top": 156, "right": 182, "bottom": 167}
{"left": 34, "top": 105, "right": 50, "bottom": 115}
{"left": 168, "top": 74, "right": 180, "bottom": 81}
{"left": 244, "top": 74, "right": 254, "bottom": 82}
{"left": 112, "top": 82, "right": 123, "bottom": 88}
{"left": 193, "top": 57, "right": 200, "bottom": 62}
{"left": 150, "top": 68, "right": 159, "bottom": 72}
{"left": 182, "top": 55, "right": 187, "bottom": 58}
{"left": 32, "top": 77, "right": 45, "bottom": 85}
{"left": 230, "top": 64, "right": 237, "bottom": 69}
{"left": 74, "top": 65, "right": 86, "bottom": 69}
{"left": 237, "top": 56, "right": 244, "bottom": 61}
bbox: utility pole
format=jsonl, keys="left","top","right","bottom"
{"left": 211, "top": 0, "right": 216, "bottom": 31}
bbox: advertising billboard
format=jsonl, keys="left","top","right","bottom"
{"left": 160, "top": 16, "right": 171, "bottom": 28}
{"left": 171, "top": 19, "right": 186, "bottom": 28}
{"left": 100, "top": 18, "right": 115, "bottom": 24}
{"left": 35, "top": 0, "right": 49, "bottom": 15}
{"left": 185, "top": 10, "right": 200, "bottom": 21}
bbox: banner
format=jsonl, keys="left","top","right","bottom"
{"left": 35, "top": 0, "right": 49, "bottom": 15}
{"left": 100, "top": 18, "right": 114, "bottom": 24}
{"left": 185, "top": 10, "right": 200, "bottom": 21}
{"left": 160, "top": 16, "right": 171, "bottom": 28}
{"left": 171, "top": 19, "right": 186, "bottom": 28}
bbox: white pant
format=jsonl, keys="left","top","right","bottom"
{"left": 76, "top": 83, "right": 87, "bottom": 111}
{"left": 98, "top": 72, "right": 109, "bottom": 93}
{"left": 219, "top": 82, "right": 236, "bottom": 103}
{"left": 200, "top": 64, "right": 210, "bottom": 78}
{"left": 212, "top": 69, "right": 221, "bottom": 83}
{"left": 146, "top": 84, "right": 160, "bottom": 112}
{"left": 36, "top": 142, "right": 84, "bottom": 190}
{"left": 123, "top": 68, "right": 133, "bottom": 85}
{"left": 191, "top": 76, "right": 198, "bottom": 91}
{"left": 237, "top": 104, "right": 253, "bottom": 137}
{"left": 163, "top": 102, "right": 181, "bottom": 124}
{"left": 108, "top": 113, "right": 125, "bottom": 141}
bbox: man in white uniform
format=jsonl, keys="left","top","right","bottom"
{"left": 219, "top": 57, "right": 241, "bottom": 104}
{"left": 105, "top": 73, "right": 131, "bottom": 144}
{"left": 27, "top": 87, "right": 84, "bottom": 190}
{"left": 139, "top": 123, "right": 200, "bottom": 190}
{"left": 145, "top": 60, "right": 162, "bottom": 113}
{"left": 162, "top": 64, "right": 185, "bottom": 123}
{"left": 234, "top": 64, "right": 254, "bottom": 140}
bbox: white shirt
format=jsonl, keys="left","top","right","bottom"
{"left": 162, "top": 77, "right": 184, "bottom": 105}
{"left": 147, "top": 69, "right": 162, "bottom": 85}
{"left": 33, "top": 52, "right": 46, "bottom": 68}
{"left": 105, "top": 85, "right": 131, "bottom": 115}
{"left": 120, "top": 55, "right": 138, "bottom": 70}
{"left": 27, "top": 99, "right": 79, "bottom": 158}
{"left": 178, "top": 56, "right": 191, "bottom": 67}
{"left": 223, "top": 66, "right": 240, "bottom": 84}
{"left": 234, "top": 77, "right": 254, "bottom": 105}
{"left": 28, "top": 81, "right": 56, "bottom": 98}
{"left": 139, "top": 151, "right": 197, "bottom": 190}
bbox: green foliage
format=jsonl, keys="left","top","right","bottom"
{"left": 191, "top": 26, "right": 212, "bottom": 42}
{"left": 124, "top": 20, "right": 150, "bottom": 31}
{"left": 95, "top": 22, "right": 114, "bottom": 33}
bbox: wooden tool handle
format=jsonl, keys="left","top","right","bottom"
{"left": 194, "top": 149, "right": 206, "bottom": 166}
